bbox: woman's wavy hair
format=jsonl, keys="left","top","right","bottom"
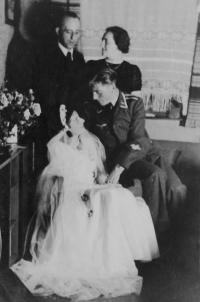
{"left": 90, "top": 68, "right": 118, "bottom": 87}
{"left": 103, "top": 26, "right": 130, "bottom": 53}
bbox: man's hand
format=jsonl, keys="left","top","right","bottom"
{"left": 107, "top": 164, "right": 125, "bottom": 184}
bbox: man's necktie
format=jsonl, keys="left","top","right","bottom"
{"left": 65, "top": 51, "right": 72, "bottom": 65}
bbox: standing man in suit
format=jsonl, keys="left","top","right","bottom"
{"left": 84, "top": 68, "right": 186, "bottom": 238}
{"left": 34, "top": 11, "right": 85, "bottom": 173}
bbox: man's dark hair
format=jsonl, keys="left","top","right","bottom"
{"left": 55, "top": 11, "right": 80, "bottom": 28}
{"left": 90, "top": 68, "right": 118, "bottom": 87}
{"left": 103, "top": 26, "right": 130, "bottom": 54}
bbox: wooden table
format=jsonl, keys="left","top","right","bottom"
{"left": 0, "top": 144, "right": 35, "bottom": 267}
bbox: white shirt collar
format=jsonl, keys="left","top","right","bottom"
{"left": 110, "top": 89, "right": 119, "bottom": 107}
{"left": 58, "top": 42, "right": 73, "bottom": 60}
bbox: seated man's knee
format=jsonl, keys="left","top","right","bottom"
{"left": 175, "top": 184, "right": 187, "bottom": 199}
{"left": 142, "top": 167, "right": 169, "bottom": 230}
{"left": 167, "top": 184, "right": 187, "bottom": 224}
{"left": 148, "top": 167, "right": 168, "bottom": 184}
{"left": 169, "top": 184, "right": 187, "bottom": 208}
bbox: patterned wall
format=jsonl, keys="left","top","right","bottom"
{"left": 0, "top": 1, "right": 14, "bottom": 86}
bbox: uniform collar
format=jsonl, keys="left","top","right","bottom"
{"left": 117, "top": 91, "right": 128, "bottom": 109}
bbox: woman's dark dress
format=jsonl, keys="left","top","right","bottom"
{"left": 85, "top": 58, "right": 142, "bottom": 94}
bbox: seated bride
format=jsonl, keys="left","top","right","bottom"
{"left": 11, "top": 108, "right": 159, "bottom": 301}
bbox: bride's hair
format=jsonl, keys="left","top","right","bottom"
{"left": 65, "top": 104, "right": 87, "bottom": 136}
{"left": 65, "top": 107, "right": 74, "bottom": 124}
{"left": 63, "top": 107, "right": 74, "bottom": 137}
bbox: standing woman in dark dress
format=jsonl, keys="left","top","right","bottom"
{"left": 85, "top": 26, "right": 142, "bottom": 96}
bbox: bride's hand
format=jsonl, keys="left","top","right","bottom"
{"left": 107, "top": 165, "right": 124, "bottom": 184}
{"left": 96, "top": 173, "right": 107, "bottom": 184}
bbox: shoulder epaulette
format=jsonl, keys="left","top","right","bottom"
{"left": 120, "top": 93, "right": 141, "bottom": 109}
{"left": 124, "top": 94, "right": 140, "bottom": 101}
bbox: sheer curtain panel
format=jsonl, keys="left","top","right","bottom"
{"left": 80, "top": 0, "right": 199, "bottom": 116}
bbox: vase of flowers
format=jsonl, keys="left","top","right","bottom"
{"left": 0, "top": 83, "right": 41, "bottom": 145}
{"left": 6, "top": 124, "right": 18, "bottom": 144}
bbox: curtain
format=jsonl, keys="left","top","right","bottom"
{"left": 50, "top": 0, "right": 81, "bottom": 15}
{"left": 186, "top": 19, "right": 200, "bottom": 127}
{"left": 80, "top": 0, "right": 199, "bottom": 115}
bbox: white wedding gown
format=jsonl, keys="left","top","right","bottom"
{"left": 11, "top": 130, "right": 159, "bottom": 301}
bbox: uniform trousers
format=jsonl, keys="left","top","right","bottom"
{"left": 119, "top": 155, "right": 187, "bottom": 235}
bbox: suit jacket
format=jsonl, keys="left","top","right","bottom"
{"left": 85, "top": 91, "right": 159, "bottom": 171}
{"left": 33, "top": 41, "right": 85, "bottom": 137}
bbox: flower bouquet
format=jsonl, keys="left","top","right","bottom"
{"left": 0, "top": 83, "right": 41, "bottom": 145}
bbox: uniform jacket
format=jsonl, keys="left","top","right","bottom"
{"left": 85, "top": 91, "right": 159, "bottom": 170}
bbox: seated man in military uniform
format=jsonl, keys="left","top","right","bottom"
{"left": 83, "top": 68, "right": 186, "bottom": 237}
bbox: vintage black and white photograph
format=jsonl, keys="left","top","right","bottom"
{"left": 0, "top": 0, "right": 200, "bottom": 301}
